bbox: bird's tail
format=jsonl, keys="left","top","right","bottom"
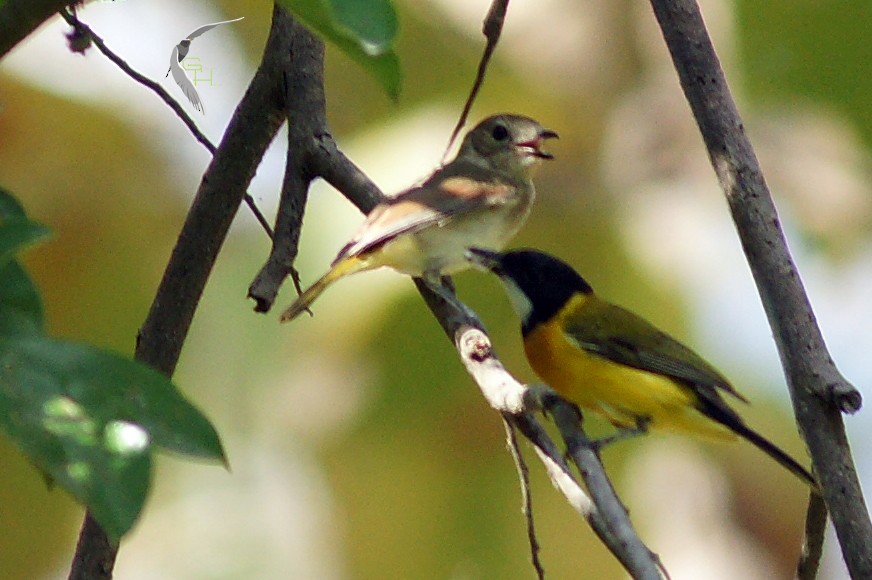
{"left": 279, "top": 256, "right": 369, "bottom": 322}
{"left": 729, "top": 419, "right": 818, "bottom": 491}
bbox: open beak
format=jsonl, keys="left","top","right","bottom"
{"left": 465, "top": 247, "right": 504, "bottom": 272}
{"left": 516, "top": 129, "right": 559, "bottom": 160}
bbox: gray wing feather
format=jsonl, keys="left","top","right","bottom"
{"left": 185, "top": 17, "right": 244, "bottom": 39}
{"left": 169, "top": 46, "right": 204, "bottom": 113}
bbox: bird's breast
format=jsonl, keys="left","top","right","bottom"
{"left": 523, "top": 318, "right": 735, "bottom": 440}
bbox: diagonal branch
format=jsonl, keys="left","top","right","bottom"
{"left": 57, "top": 9, "right": 274, "bottom": 238}
{"left": 67, "top": 6, "right": 294, "bottom": 579}
{"left": 418, "top": 283, "right": 664, "bottom": 579}
{"left": 647, "top": 0, "right": 871, "bottom": 576}
{"left": 0, "top": 0, "right": 68, "bottom": 57}
{"left": 246, "top": 23, "right": 386, "bottom": 311}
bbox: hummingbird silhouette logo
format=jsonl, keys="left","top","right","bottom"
{"left": 166, "top": 17, "right": 244, "bottom": 114}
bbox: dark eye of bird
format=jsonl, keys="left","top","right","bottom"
{"left": 491, "top": 124, "right": 510, "bottom": 141}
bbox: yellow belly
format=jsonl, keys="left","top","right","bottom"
{"left": 524, "top": 322, "right": 735, "bottom": 441}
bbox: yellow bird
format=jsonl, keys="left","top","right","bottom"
{"left": 467, "top": 247, "right": 816, "bottom": 488}
{"left": 280, "top": 114, "right": 557, "bottom": 322}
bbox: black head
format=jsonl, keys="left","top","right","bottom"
{"left": 466, "top": 248, "right": 593, "bottom": 333}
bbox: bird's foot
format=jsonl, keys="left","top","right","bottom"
{"left": 523, "top": 383, "right": 563, "bottom": 414}
{"left": 422, "top": 274, "right": 477, "bottom": 319}
{"left": 588, "top": 417, "right": 651, "bottom": 451}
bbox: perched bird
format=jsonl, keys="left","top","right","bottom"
{"left": 279, "top": 114, "right": 558, "bottom": 322}
{"left": 466, "top": 248, "right": 817, "bottom": 489}
{"left": 166, "top": 17, "right": 244, "bottom": 113}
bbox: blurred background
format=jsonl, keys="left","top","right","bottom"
{"left": 1, "top": 0, "right": 870, "bottom": 578}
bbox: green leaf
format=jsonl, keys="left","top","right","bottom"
{"left": 0, "top": 337, "right": 226, "bottom": 539}
{"left": 0, "top": 187, "right": 27, "bottom": 220}
{"left": 0, "top": 188, "right": 51, "bottom": 265}
{"left": 0, "top": 260, "right": 45, "bottom": 337}
{"left": 279, "top": 0, "right": 402, "bottom": 99}
{"left": 0, "top": 219, "right": 51, "bottom": 265}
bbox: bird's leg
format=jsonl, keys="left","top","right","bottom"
{"left": 522, "top": 383, "right": 562, "bottom": 414}
{"left": 588, "top": 417, "right": 651, "bottom": 451}
{"left": 421, "top": 273, "right": 477, "bottom": 319}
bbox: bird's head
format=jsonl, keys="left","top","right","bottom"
{"left": 459, "top": 114, "right": 558, "bottom": 178}
{"left": 466, "top": 247, "right": 592, "bottom": 331}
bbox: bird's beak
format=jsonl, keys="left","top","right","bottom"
{"left": 465, "top": 247, "right": 503, "bottom": 272}
{"left": 516, "top": 129, "right": 559, "bottom": 160}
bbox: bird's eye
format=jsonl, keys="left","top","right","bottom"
{"left": 491, "top": 124, "right": 510, "bottom": 141}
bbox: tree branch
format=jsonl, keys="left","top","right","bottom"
{"left": 0, "top": 0, "right": 67, "bottom": 58}
{"left": 246, "top": 19, "right": 386, "bottom": 312}
{"left": 797, "top": 491, "right": 828, "bottom": 580}
{"left": 56, "top": 9, "right": 274, "bottom": 238}
{"left": 504, "top": 416, "right": 545, "bottom": 580}
{"left": 647, "top": 0, "right": 872, "bottom": 576}
{"left": 67, "top": 6, "right": 294, "bottom": 578}
{"left": 417, "top": 283, "right": 664, "bottom": 579}
{"left": 546, "top": 402, "right": 666, "bottom": 580}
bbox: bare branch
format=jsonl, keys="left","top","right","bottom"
{"left": 647, "top": 0, "right": 872, "bottom": 575}
{"left": 416, "top": 281, "right": 663, "bottom": 579}
{"left": 311, "top": 135, "right": 386, "bottom": 214}
{"left": 797, "top": 491, "right": 828, "bottom": 580}
{"left": 0, "top": 0, "right": 68, "bottom": 57}
{"left": 57, "top": 9, "right": 274, "bottom": 239}
{"left": 546, "top": 402, "right": 667, "bottom": 580}
{"left": 444, "top": 0, "right": 510, "bottom": 158}
{"left": 247, "top": 17, "right": 328, "bottom": 311}
{"left": 67, "top": 513, "right": 117, "bottom": 580}
{"left": 67, "top": 6, "right": 294, "bottom": 578}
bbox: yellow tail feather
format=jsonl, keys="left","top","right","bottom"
{"left": 280, "top": 256, "right": 369, "bottom": 322}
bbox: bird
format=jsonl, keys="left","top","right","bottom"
{"left": 466, "top": 247, "right": 817, "bottom": 489}
{"left": 166, "top": 17, "right": 244, "bottom": 113}
{"left": 279, "top": 114, "right": 558, "bottom": 322}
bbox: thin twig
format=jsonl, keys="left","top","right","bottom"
{"left": 503, "top": 415, "right": 545, "bottom": 579}
{"left": 797, "top": 491, "right": 828, "bottom": 580}
{"left": 443, "top": 0, "right": 509, "bottom": 160}
{"left": 57, "top": 9, "right": 274, "bottom": 239}
{"left": 546, "top": 401, "right": 666, "bottom": 580}
{"left": 647, "top": 0, "right": 871, "bottom": 576}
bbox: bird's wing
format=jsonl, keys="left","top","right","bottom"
{"left": 564, "top": 299, "right": 749, "bottom": 404}
{"left": 185, "top": 17, "right": 245, "bottom": 39}
{"left": 169, "top": 46, "right": 204, "bottom": 113}
{"left": 333, "top": 160, "right": 520, "bottom": 262}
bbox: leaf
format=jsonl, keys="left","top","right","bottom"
{"left": 278, "top": 0, "right": 402, "bottom": 99}
{"left": 0, "top": 260, "right": 45, "bottom": 337}
{"left": 0, "top": 219, "right": 51, "bottom": 266}
{"left": 0, "top": 188, "right": 51, "bottom": 265}
{"left": 0, "top": 337, "right": 226, "bottom": 539}
{"left": 0, "top": 187, "right": 27, "bottom": 220}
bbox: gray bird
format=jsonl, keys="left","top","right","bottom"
{"left": 166, "top": 17, "right": 244, "bottom": 113}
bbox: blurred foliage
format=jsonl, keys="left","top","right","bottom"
{"left": 737, "top": 1, "right": 872, "bottom": 144}
{"left": 0, "top": 0, "right": 865, "bottom": 578}
{"left": 276, "top": 0, "right": 401, "bottom": 99}
{"left": 0, "top": 189, "right": 225, "bottom": 541}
